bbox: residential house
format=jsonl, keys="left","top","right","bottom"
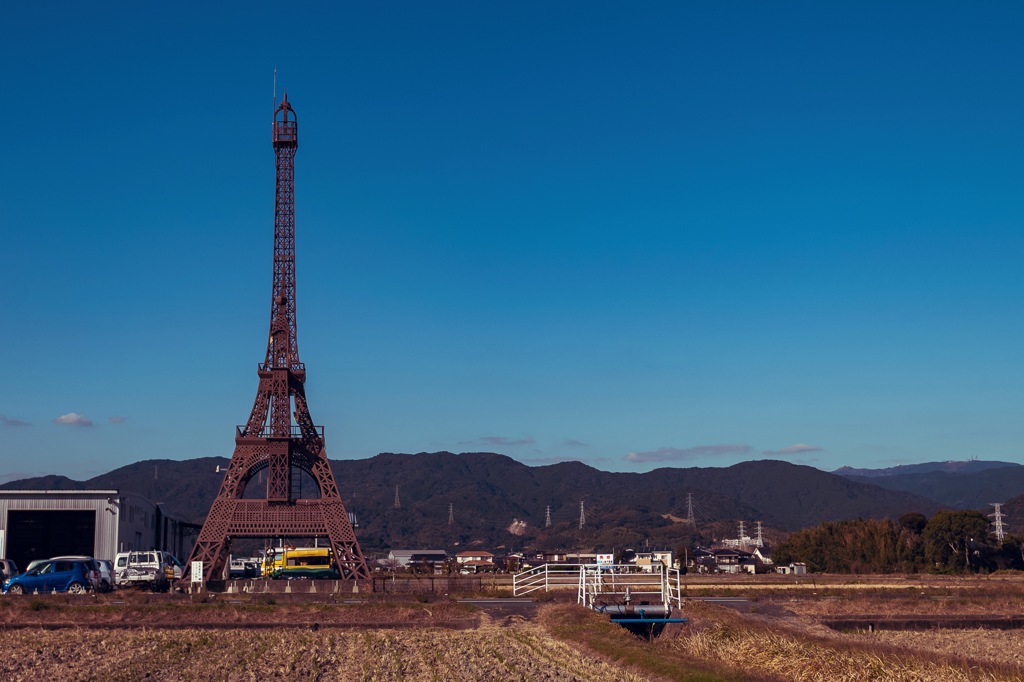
{"left": 776, "top": 562, "right": 807, "bottom": 575}
{"left": 712, "top": 547, "right": 756, "bottom": 574}
{"left": 753, "top": 546, "right": 773, "bottom": 565}
{"left": 456, "top": 550, "right": 495, "bottom": 573}
{"left": 633, "top": 550, "right": 673, "bottom": 572}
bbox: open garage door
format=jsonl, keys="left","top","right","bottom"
{"left": 7, "top": 510, "right": 96, "bottom": 570}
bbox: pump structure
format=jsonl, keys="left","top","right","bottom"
{"left": 182, "top": 93, "right": 370, "bottom": 584}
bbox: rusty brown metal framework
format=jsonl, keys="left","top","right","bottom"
{"left": 183, "top": 93, "right": 370, "bottom": 583}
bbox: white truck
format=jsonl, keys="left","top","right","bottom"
{"left": 114, "top": 551, "right": 177, "bottom": 591}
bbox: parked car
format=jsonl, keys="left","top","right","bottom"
{"left": 228, "top": 557, "right": 261, "bottom": 579}
{"left": 3, "top": 558, "right": 96, "bottom": 595}
{"left": 95, "top": 559, "right": 115, "bottom": 592}
{"left": 21, "top": 556, "right": 102, "bottom": 591}
{"left": 47, "top": 556, "right": 102, "bottom": 591}
{"left": 114, "top": 552, "right": 130, "bottom": 588}
{"left": 0, "top": 559, "right": 18, "bottom": 582}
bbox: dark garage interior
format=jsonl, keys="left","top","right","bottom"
{"left": 7, "top": 509, "right": 96, "bottom": 571}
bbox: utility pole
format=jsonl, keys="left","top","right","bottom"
{"left": 545, "top": 505, "right": 551, "bottom": 528}
{"left": 990, "top": 503, "right": 1006, "bottom": 542}
{"left": 579, "top": 500, "right": 585, "bottom": 530}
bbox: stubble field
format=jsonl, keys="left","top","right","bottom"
{"left": 4, "top": 574, "right": 1024, "bottom": 681}
{"left": 0, "top": 624, "right": 644, "bottom": 681}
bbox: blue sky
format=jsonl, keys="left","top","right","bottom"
{"left": 2, "top": 2, "right": 1022, "bottom": 482}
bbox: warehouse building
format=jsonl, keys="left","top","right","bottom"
{"left": 0, "top": 490, "right": 196, "bottom": 571}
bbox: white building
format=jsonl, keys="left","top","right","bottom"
{"left": 0, "top": 490, "right": 195, "bottom": 570}
{"left": 386, "top": 549, "right": 448, "bottom": 568}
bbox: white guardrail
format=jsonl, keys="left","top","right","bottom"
{"left": 512, "top": 563, "right": 583, "bottom": 596}
{"left": 513, "top": 563, "right": 682, "bottom": 609}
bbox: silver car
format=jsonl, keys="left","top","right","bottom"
{"left": 95, "top": 559, "right": 115, "bottom": 592}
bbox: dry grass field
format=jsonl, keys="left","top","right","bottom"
{"left": 0, "top": 625, "right": 648, "bottom": 681}
{"left": 3, "top": 575, "right": 1024, "bottom": 681}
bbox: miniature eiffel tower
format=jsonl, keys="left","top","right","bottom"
{"left": 183, "top": 93, "right": 369, "bottom": 583}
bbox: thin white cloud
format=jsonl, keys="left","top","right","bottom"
{"left": 462, "top": 436, "right": 536, "bottom": 447}
{"left": 53, "top": 412, "right": 94, "bottom": 427}
{"left": 763, "top": 443, "right": 824, "bottom": 456}
{"left": 1, "top": 415, "right": 31, "bottom": 427}
{"left": 625, "top": 444, "right": 753, "bottom": 463}
{"left": 108, "top": 416, "right": 127, "bottom": 424}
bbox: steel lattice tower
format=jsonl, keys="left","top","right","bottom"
{"left": 990, "top": 503, "right": 1007, "bottom": 542}
{"left": 183, "top": 93, "right": 370, "bottom": 583}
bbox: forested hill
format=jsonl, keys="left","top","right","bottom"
{"left": 4, "top": 453, "right": 944, "bottom": 551}
{"left": 839, "top": 466, "right": 1024, "bottom": 510}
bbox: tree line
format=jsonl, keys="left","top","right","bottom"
{"left": 773, "top": 510, "right": 1024, "bottom": 574}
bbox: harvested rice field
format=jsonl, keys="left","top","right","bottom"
{"left": 5, "top": 577, "right": 1024, "bottom": 681}
{"left": 0, "top": 624, "right": 644, "bottom": 682}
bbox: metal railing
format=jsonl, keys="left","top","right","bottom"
{"left": 236, "top": 424, "right": 324, "bottom": 439}
{"left": 513, "top": 563, "right": 682, "bottom": 609}
{"left": 512, "top": 563, "right": 584, "bottom": 596}
{"left": 577, "top": 564, "right": 683, "bottom": 609}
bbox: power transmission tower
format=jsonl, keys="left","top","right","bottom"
{"left": 579, "top": 500, "right": 585, "bottom": 529}
{"left": 448, "top": 502, "right": 454, "bottom": 527}
{"left": 685, "top": 493, "right": 696, "bottom": 526}
{"left": 990, "top": 503, "right": 1006, "bottom": 542}
{"left": 755, "top": 521, "right": 764, "bottom": 548}
{"left": 393, "top": 485, "right": 401, "bottom": 509}
{"left": 737, "top": 520, "right": 746, "bottom": 544}
{"left": 545, "top": 505, "right": 551, "bottom": 528}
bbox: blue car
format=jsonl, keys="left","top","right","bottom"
{"left": 2, "top": 558, "right": 95, "bottom": 595}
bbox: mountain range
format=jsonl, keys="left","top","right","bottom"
{"left": 833, "top": 460, "right": 1019, "bottom": 478}
{"left": 833, "top": 461, "right": 1024, "bottom": 511}
{"left": 9, "top": 452, "right": 1005, "bottom": 552}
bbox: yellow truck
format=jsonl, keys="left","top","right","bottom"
{"left": 265, "top": 547, "right": 338, "bottom": 579}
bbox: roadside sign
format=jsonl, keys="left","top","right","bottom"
{"left": 191, "top": 561, "right": 203, "bottom": 583}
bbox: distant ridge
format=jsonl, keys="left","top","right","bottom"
{"left": 1, "top": 453, "right": 946, "bottom": 550}
{"left": 0, "top": 474, "right": 84, "bottom": 491}
{"left": 841, "top": 466, "right": 1024, "bottom": 510}
{"left": 833, "top": 460, "right": 1020, "bottom": 478}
